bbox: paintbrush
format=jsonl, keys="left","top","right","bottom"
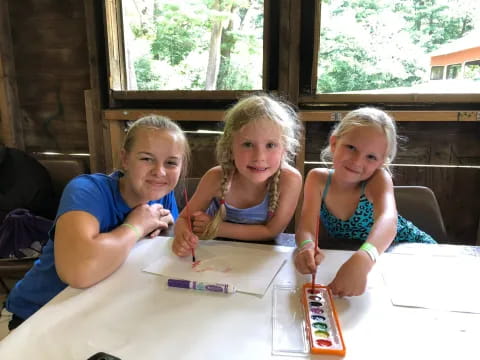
{"left": 312, "top": 216, "right": 320, "bottom": 292}
{"left": 183, "top": 188, "right": 196, "bottom": 263}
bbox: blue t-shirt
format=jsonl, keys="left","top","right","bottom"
{"left": 6, "top": 171, "right": 178, "bottom": 320}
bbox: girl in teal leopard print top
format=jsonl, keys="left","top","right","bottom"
{"left": 294, "top": 107, "right": 437, "bottom": 297}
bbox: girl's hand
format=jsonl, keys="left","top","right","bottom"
{"left": 145, "top": 208, "right": 173, "bottom": 238}
{"left": 159, "top": 208, "right": 173, "bottom": 225}
{"left": 191, "top": 211, "right": 212, "bottom": 235}
{"left": 328, "top": 251, "right": 373, "bottom": 297}
{"left": 294, "top": 243, "right": 325, "bottom": 274}
{"left": 124, "top": 203, "right": 168, "bottom": 239}
{"left": 172, "top": 222, "right": 199, "bottom": 257}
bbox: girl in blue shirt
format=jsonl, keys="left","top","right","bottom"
{"left": 6, "top": 115, "right": 190, "bottom": 329}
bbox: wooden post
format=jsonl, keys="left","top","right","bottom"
{"left": 0, "top": 0, "right": 24, "bottom": 149}
{"left": 84, "top": 0, "right": 110, "bottom": 173}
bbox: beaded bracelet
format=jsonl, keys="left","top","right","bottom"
{"left": 121, "top": 223, "right": 142, "bottom": 239}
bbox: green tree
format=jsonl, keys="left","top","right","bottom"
{"left": 124, "top": 0, "right": 263, "bottom": 90}
{"left": 150, "top": 2, "right": 204, "bottom": 65}
{"left": 317, "top": 0, "right": 479, "bottom": 92}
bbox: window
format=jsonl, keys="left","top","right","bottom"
{"left": 446, "top": 64, "right": 462, "bottom": 79}
{"left": 313, "top": 0, "right": 480, "bottom": 100}
{"left": 104, "top": 0, "right": 480, "bottom": 105}
{"left": 464, "top": 60, "right": 480, "bottom": 80}
{"left": 430, "top": 66, "right": 444, "bottom": 80}
{"left": 121, "top": 0, "right": 264, "bottom": 91}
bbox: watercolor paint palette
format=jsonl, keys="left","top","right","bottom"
{"left": 302, "top": 283, "right": 346, "bottom": 356}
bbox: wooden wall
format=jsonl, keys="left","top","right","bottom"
{"left": 7, "top": 0, "right": 90, "bottom": 153}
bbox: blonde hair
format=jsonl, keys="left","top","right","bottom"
{"left": 123, "top": 115, "right": 191, "bottom": 178}
{"left": 320, "top": 107, "right": 397, "bottom": 174}
{"left": 202, "top": 94, "right": 302, "bottom": 239}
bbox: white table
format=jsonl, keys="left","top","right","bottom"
{"left": 0, "top": 237, "right": 478, "bottom": 360}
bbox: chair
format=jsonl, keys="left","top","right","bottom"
{"left": 0, "top": 159, "right": 88, "bottom": 294}
{"left": 38, "top": 159, "right": 88, "bottom": 205}
{"left": 394, "top": 186, "right": 447, "bottom": 243}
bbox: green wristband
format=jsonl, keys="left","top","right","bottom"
{"left": 298, "top": 239, "right": 314, "bottom": 249}
{"left": 360, "top": 242, "right": 379, "bottom": 263}
{"left": 121, "top": 223, "right": 141, "bottom": 239}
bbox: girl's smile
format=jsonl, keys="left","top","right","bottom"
{"left": 330, "top": 125, "right": 387, "bottom": 183}
{"left": 232, "top": 117, "right": 284, "bottom": 184}
{"left": 120, "top": 128, "right": 183, "bottom": 206}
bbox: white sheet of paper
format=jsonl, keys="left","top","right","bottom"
{"left": 381, "top": 253, "right": 480, "bottom": 313}
{"left": 143, "top": 242, "right": 288, "bottom": 295}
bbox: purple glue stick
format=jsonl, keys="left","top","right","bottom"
{"left": 167, "top": 278, "right": 236, "bottom": 294}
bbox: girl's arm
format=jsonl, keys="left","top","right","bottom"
{"left": 172, "top": 168, "right": 221, "bottom": 255}
{"left": 363, "top": 169, "right": 398, "bottom": 254}
{"left": 329, "top": 169, "right": 397, "bottom": 296}
{"left": 294, "top": 168, "right": 327, "bottom": 273}
{"left": 55, "top": 203, "right": 167, "bottom": 288}
{"left": 216, "top": 165, "right": 302, "bottom": 241}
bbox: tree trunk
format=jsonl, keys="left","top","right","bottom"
{"left": 205, "top": 1, "right": 223, "bottom": 90}
{"left": 217, "top": 4, "right": 236, "bottom": 89}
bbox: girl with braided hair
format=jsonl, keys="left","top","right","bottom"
{"left": 173, "top": 94, "right": 303, "bottom": 256}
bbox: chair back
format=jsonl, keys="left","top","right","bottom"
{"left": 0, "top": 158, "right": 88, "bottom": 294}
{"left": 394, "top": 186, "right": 447, "bottom": 243}
{"left": 38, "top": 159, "right": 88, "bottom": 201}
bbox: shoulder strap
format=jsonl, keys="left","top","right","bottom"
{"left": 360, "top": 179, "right": 367, "bottom": 195}
{"left": 322, "top": 169, "right": 333, "bottom": 201}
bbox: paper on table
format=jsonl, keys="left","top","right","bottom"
{"left": 381, "top": 253, "right": 480, "bottom": 313}
{"left": 143, "top": 243, "right": 288, "bottom": 296}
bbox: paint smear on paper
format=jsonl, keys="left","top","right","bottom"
{"left": 192, "top": 257, "right": 232, "bottom": 273}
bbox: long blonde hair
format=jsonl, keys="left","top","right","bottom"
{"left": 320, "top": 107, "right": 398, "bottom": 174}
{"left": 202, "top": 94, "right": 302, "bottom": 239}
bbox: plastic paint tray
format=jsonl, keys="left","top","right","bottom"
{"left": 302, "top": 283, "right": 346, "bottom": 356}
{"left": 272, "top": 284, "right": 346, "bottom": 357}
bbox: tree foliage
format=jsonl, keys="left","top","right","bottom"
{"left": 123, "top": 0, "right": 263, "bottom": 90}
{"left": 122, "top": 0, "right": 478, "bottom": 91}
{"left": 317, "top": 0, "right": 480, "bottom": 92}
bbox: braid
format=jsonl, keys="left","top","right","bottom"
{"left": 267, "top": 168, "right": 282, "bottom": 219}
{"left": 201, "top": 164, "right": 233, "bottom": 239}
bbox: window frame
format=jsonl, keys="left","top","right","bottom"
{"left": 297, "top": 0, "right": 480, "bottom": 108}
{"left": 430, "top": 66, "right": 445, "bottom": 81}
{"left": 104, "top": 0, "right": 287, "bottom": 107}
{"left": 103, "top": 0, "right": 480, "bottom": 109}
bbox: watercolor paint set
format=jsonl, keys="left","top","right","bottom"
{"left": 272, "top": 284, "right": 346, "bottom": 357}
{"left": 301, "top": 283, "right": 346, "bottom": 356}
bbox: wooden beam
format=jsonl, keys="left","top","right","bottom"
{"left": 104, "top": 109, "right": 225, "bottom": 122}
{"left": 104, "top": 0, "right": 125, "bottom": 92}
{"left": 111, "top": 90, "right": 252, "bottom": 101}
{"left": 105, "top": 109, "right": 478, "bottom": 123}
{"left": 84, "top": 0, "right": 109, "bottom": 173}
{"left": 85, "top": 89, "right": 107, "bottom": 173}
{"left": 287, "top": 0, "right": 301, "bottom": 103}
{"left": 300, "top": 93, "right": 480, "bottom": 104}
{"left": 299, "top": 110, "right": 479, "bottom": 122}
{"left": 108, "top": 118, "right": 125, "bottom": 172}
{"left": 0, "top": 0, "right": 23, "bottom": 149}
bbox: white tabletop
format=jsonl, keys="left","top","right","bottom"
{"left": 0, "top": 237, "right": 478, "bottom": 360}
